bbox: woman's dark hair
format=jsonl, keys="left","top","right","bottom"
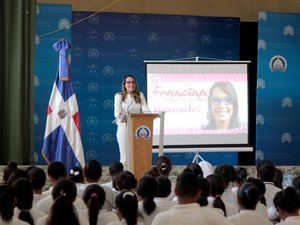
{"left": 6, "top": 168, "right": 29, "bottom": 185}
{"left": 3, "top": 161, "right": 18, "bottom": 182}
{"left": 206, "top": 82, "right": 240, "bottom": 129}
{"left": 115, "top": 190, "right": 138, "bottom": 225}
{"left": 156, "top": 156, "right": 172, "bottom": 176}
{"left": 47, "top": 161, "right": 67, "bottom": 181}
{"left": 47, "top": 194, "right": 80, "bottom": 225}
{"left": 256, "top": 160, "right": 275, "bottom": 182}
{"left": 157, "top": 176, "right": 171, "bottom": 197}
{"left": 186, "top": 163, "right": 203, "bottom": 178}
{"left": 68, "top": 167, "right": 84, "bottom": 183}
{"left": 215, "top": 164, "right": 237, "bottom": 188}
{"left": 28, "top": 166, "right": 46, "bottom": 191}
{"left": 116, "top": 171, "right": 137, "bottom": 191}
{"left": 12, "top": 178, "right": 34, "bottom": 225}
{"left": 206, "top": 174, "right": 227, "bottom": 216}
{"left": 137, "top": 176, "right": 157, "bottom": 215}
{"left": 51, "top": 178, "right": 77, "bottom": 203}
{"left": 237, "top": 182, "right": 260, "bottom": 210}
{"left": 235, "top": 167, "right": 248, "bottom": 184}
{"left": 247, "top": 177, "right": 266, "bottom": 206}
{"left": 84, "top": 160, "right": 102, "bottom": 182}
{"left": 197, "top": 177, "right": 210, "bottom": 206}
{"left": 109, "top": 161, "right": 124, "bottom": 177}
{"left": 121, "top": 75, "right": 141, "bottom": 103}
{"left": 273, "top": 168, "right": 283, "bottom": 189}
{"left": 0, "top": 184, "right": 14, "bottom": 222}
{"left": 82, "top": 184, "right": 106, "bottom": 225}
{"left": 274, "top": 187, "right": 300, "bottom": 213}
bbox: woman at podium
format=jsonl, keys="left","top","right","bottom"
{"left": 114, "top": 75, "right": 150, "bottom": 167}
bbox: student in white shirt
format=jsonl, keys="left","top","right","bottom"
{"left": 0, "top": 184, "right": 28, "bottom": 225}
{"left": 68, "top": 166, "right": 85, "bottom": 194}
{"left": 154, "top": 176, "right": 177, "bottom": 211}
{"left": 227, "top": 182, "right": 273, "bottom": 225}
{"left": 115, "top": 170, "right": 137, "bottom": 192}
{"left": 82, "top": 184, "right": 119, "bottom": 225}
{"left": 28, "top": 166, "right": 47, "bottom": 205}
{"left": 207, "top": 174, "right": 238, "bottom": 216}
{"left": 37, "top": 178, "right": 88, "bottom": 225}
{"left": 108, "top": 190, "right": 140, "bottom": 225}
{"left": 79, "top": 160, "right": 116, "bottom": 211}
{"left": 274, "top": 187, "right": 300, "bottom": 225}
{"left": 102, "top": 161, "right": 124, "bottom": 192}
{"left": 137, "top": 176, "right": 161, "bottom": 225}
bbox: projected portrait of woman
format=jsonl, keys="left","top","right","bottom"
{"left": 205, "top": 82, "right": 240, "bottom": 130}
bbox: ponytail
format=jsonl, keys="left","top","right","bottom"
{"left": 213, "top": 196, "right": 226, "bottom": 217}
{"left": 143, "top": 196, "right": 156, "bottom": 215}
{"left": 88, "top": 194, "right": 101, "bottom": 225}
{"left": 115, "top": 190, "right": 138, "bottom": 225}
{"left": 19, "top": 210, "right": 34, "bottom": 225}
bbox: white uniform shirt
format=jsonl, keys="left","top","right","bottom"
{"left": 114, "top": 93, "right": 149, "bottom": 125}
{"left": 227, "top": 210, "right": 273, "bottom": 225}
{"left": 207, "top": 196, "right": 238, "bottom": 216}
{"left": 154, "top": 197, "right": 177, "bottom": 211}
{"left": 80, "top": 208, "right": 119, "bottom": 225}
{"left": 276, "top": 216, "right": 300, "bottom": 225}
{"left": 0, "top": 215, "right": 29, "bottom": 225}
{"left": 14, "top": 206, "right": 46, "bottom": 225}
{"left": 138, "top": 201, "right": 162, "bottom": 225}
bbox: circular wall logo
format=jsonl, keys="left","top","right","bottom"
{"left": 58, "top": 18, "right": 70, "bottom": 29}
{"left": 135, "top": 125, "right": 151, "bottom": 140}
{"left": 269, "top": 55, "right": 287, "bottom": 72}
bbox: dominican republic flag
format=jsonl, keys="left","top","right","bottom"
{"left": 42, "top": 39, "right": 85, "bottom": 172}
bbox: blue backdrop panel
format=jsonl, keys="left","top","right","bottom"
{"left": 71, "top": 12, "right": 240, "bottom": 165}
{"left": 257, "top": 12, "right": 300, "bottom": 165}
{"left": 34, "top": 4, "right": 72, "bottom": 164}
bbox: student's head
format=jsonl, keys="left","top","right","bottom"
{"left": 115, "top": 190, "right": 138, "bottom": 225}
{"left": 28, "top": 166, "right": 46, "bottom": 192}
{"left": 3, "top": 161, "right": 18, "bottom": 182}
{"left": 235, "top": 167, "right": 248, "bottom": 185}
{"left": 109, "top": 161, "right": 124, "bottom": 177}
{"left": 215, "top": 164, "right": 237, "bottom": 188}
{"left": 156, "top": 155, "right": 172, "bottom": 176}
{"left": 6, "top": 168, "right": 29, "bottom": 185}
{"left": 157, "top": 176, "right": 172, "bottom": 198}
{"left": 274, "top": 187, "right": 300, "bottom": 220}
{"left": 47, "top": 161, "right": 67, "bottom": 184}
{"left": 273, "top": 168, "right": 283, "bottom": 189}
{"left": 237, "top": 182, "right": 260, "bottom": 210}
{"left": 84, "top": 160, "right": 102, "bottom": 183}
{"left": 247, "top": 177, "right": 266, "bottom": 206}
{"left": 292, "top": 176, "right": 300, "bottom": 194}
{"left": 12, "top": 178, "right": 34, "bottom": 225}
{"left": 0, "top": 184, "right": 15, "bottom": 223}
{"left": 51, "top": 178, "right": 77, "bottom": 203}
{"left": 186, "top": 163, "right": 203, "bottom": 178}
{"left": 207, "top": 82, "right": 239, "bottom": 130}
{"left": 82, "top": 184, "right": 106, "bottom": 225}
{"left": 144, "top": 166, "right": 160, "bottom": 178}
{"left": 68, "top": 166, "right": 84, "bottom": 184}
{"left": 116, "top": 170, "right": 137, "bottom": 191}
{"left": 256, "top": 160, "right": 275, "bottom": 182}
{"left": 175, "top": 172, "right": 201, "bottom": 202}
{"left": 137, "top": 176, "right": 157, "bottom": 215}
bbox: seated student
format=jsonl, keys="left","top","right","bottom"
{"left": 273, "top": 168, "right": 283, "bottom": 189}
{"left": 152, "top": 172, "right": 232, "bottom": 225}
{"left": 215, "top": 164, "right": 238, "bottom": 207}
{"left": 81, "top": 184, "right": 119, "bottom": 225}
{"left": 206, "top": 174, "right": 238, "bottom": 217}
{"left": 154, "top": 176, "right": 177, "bottom": 211}
{"left": 273, "top": 187, "right": 300, "bottom": 225}
{"left": 102, "top": 161, "right": 124, "bottom": 192}
{"left": 79, "top": 160, "right": 116, "bottom": 211}
{"left": 232, "top": 167, "right": 248, "bottom": 193}
{"left": 108, "top": 190, "right": 142, "bottom": 225}
{"left": 37, "top": 178, "right": 88, "bottom": 225}
{"left": 6, "top": 168, "right": 29, "bottom": 185}
{"left": 2, "top": 161, "right": 18, "bottom": 183}
{"left": 137, "top": 176, "right": 161, "bottom": 225}
{"left": 68, "top": 166, "right": 85, "bottom": 194}
{"left": 247, "top": 177, "right": 268, "bottom": 218}
{"left": 36, "top": 162, "right": 85, "bottom": 214}
{"left": 116, "top": 170, "right": 137, "bottom": 192}
{"left": 28, "top": 166, "right": 47, "bottom": 205}
{"left": 0, "top": 184, "right": 28, "bottom": 225}
{"left": 144, "top": 167, "right": 160, "bottom": 178}
{"left": 256, "top": 160, "right": 281, "bottom": 220}
{"left": 227, "top": 182, "right": 273, "bottom": 225}
{"left": 12, "top": 178, "right": 46, "bottom": 225}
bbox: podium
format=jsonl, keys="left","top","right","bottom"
{"left": 127, "top": 112, "right": 159, "bottom": 181}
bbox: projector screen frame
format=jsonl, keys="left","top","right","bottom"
{"left": 144, "top": 60, "right": 253, "bottom": 153}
